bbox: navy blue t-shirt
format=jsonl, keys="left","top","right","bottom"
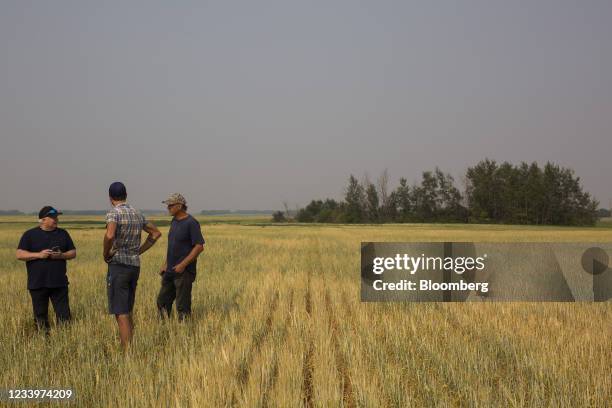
{"left": 167, "top": 215, "right": 205, "bottom": 275}
{"left": 17, "top": 227, "right": 76, "bottom": 290}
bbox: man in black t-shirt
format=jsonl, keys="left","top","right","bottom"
{"left": 16, "top": 206, "right": 77, "bottom": 332}
{"left": 157, "top": 193, "right": 204, "bottom": 320}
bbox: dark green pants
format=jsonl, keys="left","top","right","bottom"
{"left": 156, "top": 271, "right": 194, "bottom": 320}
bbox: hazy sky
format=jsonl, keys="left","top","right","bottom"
{"left": 1, "top": 0, "right": 611, "bottom": 212}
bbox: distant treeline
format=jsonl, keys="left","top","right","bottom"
{"left": 273, "top": 160, "right": 602, "bottom": 226}
{"left": 200, "top": 210, "right": 273, "bottom": 215}
{"left": 599, "top": 208, "right": 611, "bottom": 217}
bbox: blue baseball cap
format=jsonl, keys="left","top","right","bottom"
{"left": 109, "top": 181, "right": 127, "bottom": 199}
{"left": 38, "top": 206, "right": 62, "bottom": 219}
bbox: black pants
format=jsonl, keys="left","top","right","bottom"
{"left": 157, "top": 272, "right": 194, "bottom": 320}
{"left": 29, "top": 286, "right": 71, "bottom": 331}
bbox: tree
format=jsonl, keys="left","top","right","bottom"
{"left": 295, "top": 198, "right": 342, "bottom": 223}
{"left": 317, "top": 199, "right": 340, "bottom": 222}
{"left": 272, "top": 211, "right": 287, "bottom": 222}
{"left": 394, "top": 177, "right": 411, "bottom": 222}
{"left": 365, "top": 182, "right": 380, "bottom": 222}
{"left": 289, "top": 160, "right": 597, "bottom": 226}
{"left": 344, "top": 175, "right": 366, "bottom": 223}
{"left": 466, "top": 160, "right": 598, "bottom": 225}
{"left": 282, "top": 201, "right": 294, "bottom": 221}
{"left": 412, "top": 170, "right": 437, "bottom": 221}
{"left": 433, "top": 168, "right": 466, "bottom": 222}
{"left": 516, "top": 162, "right": 544, "bottom": 224}
{"left": 411, "top": 168, "right": 466, "bottom": 222}
{"left": 377, "top": 169, "right": 391, "bottom": 221}
{"left": 296, "top": 200, "right": 322, "bottom": 222}
{"left": 466, "top": 159, "right": 500, "bottom": 222}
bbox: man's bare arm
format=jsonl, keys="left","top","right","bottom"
{"left": 173, "top": 244, "right": 204, "bottom": 273}
{"left": 16, "top": 249, "right": 52, "bottom": 261}
{"left": 139, "top": 222, "right": 162, "bottom": 255}
{"left": 103, "top": 222, "right": 117, "bottom": 261}
{"left": 50, "top": 249, "right": 77, "bottom": 260}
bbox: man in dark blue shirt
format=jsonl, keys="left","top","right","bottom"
{"left": 16, "top": 206, "right": 77, "bottom": 332}
{"left": 157, "top": 193, "right": 204, "bottom": 320}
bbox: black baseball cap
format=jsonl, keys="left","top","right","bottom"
{"left": 39, "top": 206, "right": 62, "bottom": 219}
{"left": 109, "top": 181, "right": 127, "bottom": 199}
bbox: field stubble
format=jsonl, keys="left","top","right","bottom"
{"left": 0, "top": 218, "right": 610, "bottom": 407}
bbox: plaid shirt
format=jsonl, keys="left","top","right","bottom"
{"left": 105, "top": 203, "right": 146, "bottom": 267}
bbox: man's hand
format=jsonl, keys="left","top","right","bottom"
{"left": 51, "top": 249, "right": 76, "bottom": 261}
{"left": 103, "top": 248, "right": 116, "bottom": 263}
{"left": 39, "top": 249, "right": 53, "bottom": 259}
{"left": 50, "top": 251, "right": 63, "bottom": 260}
{"left": 171, "top": 244, "right": 204, "bottom": 275}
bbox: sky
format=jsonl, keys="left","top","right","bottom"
{"left": 1, "top": 0, "right": 611, "bottom": 212}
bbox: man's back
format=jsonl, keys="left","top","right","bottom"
{"left": 105, "top": 203, "right": 146, "bottom": 267}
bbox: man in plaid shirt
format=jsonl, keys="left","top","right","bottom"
{"left": 103, "top": 181, "right": 161, "bottom": 351}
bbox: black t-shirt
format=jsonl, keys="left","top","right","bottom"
{"left": 17, "top": 227, "right": 76, "bottom": 290}
{"left": 167, "top": 215, "right": 205, "bottom": 275}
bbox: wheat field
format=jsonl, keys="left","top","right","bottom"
{"left": 0, "top": 216, "right": 610, "bottom": 407}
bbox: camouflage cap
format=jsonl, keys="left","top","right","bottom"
{"left": 162, "top": 193, "right": 186, "bottom": 206}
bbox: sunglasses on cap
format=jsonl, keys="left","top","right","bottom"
{"left": 41, "top": 209, "right": 62, "bottom": 218}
